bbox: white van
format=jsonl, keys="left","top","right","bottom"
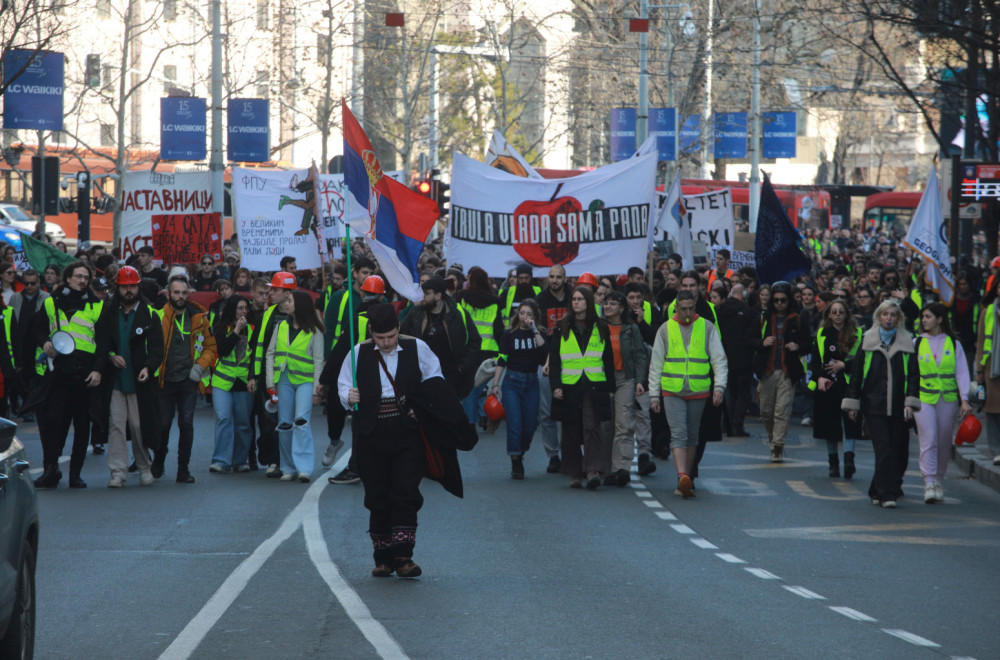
{"left": 0, "top": 204, "right": 66, "bottom": 241}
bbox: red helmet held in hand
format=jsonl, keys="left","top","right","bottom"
{"left": 955, "top": 414, "right": 981, "bottom": 446}
{"left": 484, "top": 394, "right": 506, "bottom": 422}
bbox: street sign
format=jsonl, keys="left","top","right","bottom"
{"left": 160, "top": 97, "right": 207, "bottom": 161}
{"left": 227, "top": 98, "right": 269, "bottom": 162}
{"left": 714, "top": 112, "right": 747, "bottom": 159}
{"left": 2, "top": 49, "right": 64, "bottom": 131}
{"left": 610, "top": 108, "right": 636, "bottom": 162}
{"left": 960, "top": 163, "right": 1000, "bottom": 200}
{"left": 680, "top": 115, "right": 700, "bottom": 155}
{"left": 650, "top": 107, "right": 677, "bottom": 162}
{"left": 762, "top": 111, "right": 797, "bottom": 159}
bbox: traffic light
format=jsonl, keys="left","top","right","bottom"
{"left": 412, "top": 179, "right": 432, "bottom": 196}
{"left": 429, "top": 168, "right": 449, "bottom": 216}
{"left": 85, "top": 54, "right": 101, "bottom": 89}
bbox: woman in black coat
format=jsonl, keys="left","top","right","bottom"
{"left": 549, "top": 286, "right": 615, "bottom": 490}
{"left": 842, "top": 299, "right": 920, "bottom": 508}
{"left": 808, "top": 300, "right": 863, "bottom": 479}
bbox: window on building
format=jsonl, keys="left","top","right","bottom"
{"left": 102, "top": 64, "right": 114, "bottom": 93}
{"left": 100, "top": 124, "right": 115, "bottom": 147}
{"left": 164, "top": 65, "right": 177, "bottom": 94}
{"left": 316, "top": 33, "right": 330, "bottom": 64}
{"left": 51, "top": 0, "right": 64, "bottom": 14}
{"left": 255, "top": 70, "right": 269, "bottom": 98}
{"left": 164, "top": 0, "right": 177, "bottom": 21}
{"left": 256, "top": 0, "right": 268, "bottom": 29}
{"left": 96, "top": 0, "right": 110, "bottom": 19}
{"left": 85, "top": 54, "right": 101, "bottom": 89}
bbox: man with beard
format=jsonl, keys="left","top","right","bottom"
{"left": 104, "top": 266, "right": 163, "bottom": 487}
{"left": 535, "top": 265, "right": 570, "bottom": 472}
{"left": 499, "top": 263, "right": 541, "bottom": 325}
{"left": 31, "top": 261, "right": 112, "bottom": 489}
{"left": 153, "top": 276, "right": 217, "bottom": 483}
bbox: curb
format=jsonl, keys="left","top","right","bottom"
{"left": 952, "top": 445, "right": 1000, "bottom": 494}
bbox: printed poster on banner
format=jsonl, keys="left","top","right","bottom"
{"left": 232, "top": 167, "right": 321, "bottom": 271}
{"left": 685, "top": 188, "right": 735, "bottom": 253}
{"left": 118, "top": 170, "right": 216, "bottom": 262}
{"left": 445, "top": 151, "right": 656, "bottom": 278}
{"left": 314, "top": 170, "right": 406, "bottom": 258}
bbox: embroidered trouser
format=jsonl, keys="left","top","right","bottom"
{"left": 356, "top": 415, "right": 424, "bottom": 564}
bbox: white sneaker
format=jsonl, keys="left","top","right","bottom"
{"left": 322, "top": 439, "right": 345, "bottom": 467}
{"left": 934, "top": 482, "right": 944, "bottom": 502}
{"left": 107, "top": 476, "right": 126, "bottom": 488}
{"left": 993, "top": 455, "right": 1000, "bottom": 466}
{"left": 801, "top": 416, "right": 813, "bottom": 427}
{"left": 279, "top": 472, "right": 296, "bottom": 482}
{"left": 298, "top": 473, "right": 311, "bottom": 483}
{"left": 924, "top": 485, "right": 936, "bottom": 504}
{"left": 881, "top": 500, "right": 897, "bottom": 508}
{"left": 209, "top": 462, "right": 229, "bottom": 473}
{"left": 139, "top": 470, "right": 154, "bottom": 486}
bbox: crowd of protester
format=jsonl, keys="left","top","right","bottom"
{"left": 4, "top": 223, "right": 997, "bottom": 512}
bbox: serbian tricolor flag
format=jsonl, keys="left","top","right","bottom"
{"left": 342, "top": 98, "right": 440, "bottom": 301}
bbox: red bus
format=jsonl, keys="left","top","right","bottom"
{"left": 863, "top": 191, "right": 920, "bottom": 235}
{"left": 681, "top": 179, "right": 832, "bottom": 230}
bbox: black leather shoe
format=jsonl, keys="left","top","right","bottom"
{"left": 615, "top": 469, "right": 631, "bottom": 487}
{"left": 546, "top": 456, "right": 561, "bottom": 474}
{"left": 151, "top": 460, "right": 164, "bottom": 479}
{"left": 33, "top": 466, "right": 62, "bottom": 489}
{"left": 176, "top": 469, "right": 195, "bottom": 484}
{"left": 637, "top": 454, "right": 657, "bottom": 476}
{"left": 68, "top": 474, "right": 87, "bottom": 489}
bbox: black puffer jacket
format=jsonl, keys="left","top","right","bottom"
{"left": 715, "top": 297, "right": 754, "bottom": 370}
{"left": 841, "top": 325, "right": 921, "bottom": 418}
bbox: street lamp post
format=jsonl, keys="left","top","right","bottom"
{"left": 637, "top": 3, "right": 693, "bottom": 156}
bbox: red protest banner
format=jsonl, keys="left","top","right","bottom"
{"left": 151, "top": 212, "right": 222, "bottom": 265}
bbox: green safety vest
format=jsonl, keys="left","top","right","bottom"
{"left": 36, "top": 297, "right": 104, "bottom": 376}
{"left": 559, "top": 325, "right": 606, "bottom": 385}
{"left": 916, "top": 335, "right": 958, "bottom": 404}
{"left": 660, "top": 317, "right": 711, "bottom": 394}
{"left": 861, "top": 349, "right": 910, "bottom": 392}
{"left": 641, "top": 300, "right": 652, "bottom": 325}
{"left": 212, "top": 325, "right": 253, "bottom": 392}
{"left": 273, "top": 321, "right": 316, "bottom": 386}
{"left": 1, "top": 312, "right": 13, "bottom": 370}
{"left": 461, "top": 301, "right": 500, "bottom": 352}
{"left": 808, "top": 326, "right": 862, "bottom": 391}
{"left": 983, "top": 304, "right": 995, "bottom": 366}
{"left": 503, "top": 285, "right": 541, "bottom": 322}
{"left": 667, "top": 299, "right": 718, "bottom": 327}
{"left": 253, "top": 304, "right": 279, "bottom": 378}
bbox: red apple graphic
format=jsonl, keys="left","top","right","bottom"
{"left": 512, "top": 183, "right": 584, "bottom": 266}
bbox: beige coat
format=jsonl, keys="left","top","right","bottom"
{"left": 974, "top": 307, "right": 1000, "bottom": 414}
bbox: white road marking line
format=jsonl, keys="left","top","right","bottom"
{"left": 628, "top": 482, "right": 647, "bottom": 489}
{"left": 654, "top": 511, "right": 677, "bottom": 521}
{"left": 829, "top": 606, "right": 876, "bottom": 622}
{"left": 302, "top": 467, "right": 409, "bottom": 660}
{"left": 782, "top": 585, "right": 825, "bottom": 600}
{"left": 881, "top": 629, "right": 940, "bottom": 647}
{"left": 690, "top": 538, "right": 718, "bottom": 549}
{"left": 635, "top": 490, "right": 653, "bottom": 498}
{"left": 744, "top": 567, "right": 780, "bottom": 580}
{"left": 158, "top": 453, "right": 409, "bottom": 660}
{"left": 642, "top": 500, "right": 663, "bottom": 508}
{"left": 670, "top": 523, "right": 695, "bottom": 534}
{"left": 715, "top": 553, "right": 747, "bottom": 564}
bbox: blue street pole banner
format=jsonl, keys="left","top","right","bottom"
{"left": 160, "top": 97, "right": 207, "bottom": 160}
{"left": 227, "top": 98, "right": 269, "bottom": 162}
{"left": 763, "top": 111, "right": 797, "bottom": 158}
{"left": 680, "top": 115, "right": 700, "bottom": 155}
{"left": 610, "top": 108, "right": 636, "bottom": 162}
{"left": 714, "top": 112, "right": 747, "bottom": 159}
{"left": 650, "top": 107, "right": 677, "bottom": 162}
{"left": 2, "top": 50, "right": 64, "bottom": 131}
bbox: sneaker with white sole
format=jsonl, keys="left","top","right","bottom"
{"left": 934, "top": 482, "right": 944, "bottom": 502}
{"left": 139, "top": 470, "right": 155, "bottom": 486}
{"left": 924, "top": 485, "right": 936, "bottom": 504}
{"left": 234, "top": 464, "right": 251, "bottom": 473}
{"left": 994, "top": 455, "right": 1000, "bottom": 466}
{"left": 298, "top": 473, "right": 311, "bottom": 483}
{"left": 107, "top": 476, "right": 126, "bottom": 488}
{"left": 266, "top": 464, "right": 282, "bottom": 478}
{"left": 881, "top": 500, "right": 897, "bottom": 508}
{"left": 209, "top": 462, "right": 230, "bottom": 473}
{"left": 280, "top": 472, "right": 296, "bottom": 482}
{"left": 322, "top": 439, "right": 345, "bottom": 467}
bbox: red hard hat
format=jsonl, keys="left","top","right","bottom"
{"left": 616, "top": 274, "right": 629, "bottom": 287}
{"left": 991, "top": 257, "right": 1000, "bottom": 269}
{"left": 269, "top": 271, "right": 297, "bottom": 290}
{"left": 484, "top": 394, "right": 506, "bottom": 422}
{"left": 955, "top": 414, "right": 982, "bottom": 445}
{"left": 361, "top": 275, "right": 385, "bottom": 295}
{"left": 115, "top": 265, "right": 141, "bottom": 285}
{"left": 577, "top": 272, "right": 599, "bottom": 289}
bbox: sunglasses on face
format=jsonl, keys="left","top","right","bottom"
{"left": 202, "top": 261, "right": 213, "bottom": 266}
{"left": 772, "top": 297, "right": 788, "bottom": 303}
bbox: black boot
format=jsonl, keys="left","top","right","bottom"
{"left": 68, "top": 470, "right": 87, "bottom": 489}
{"left": 151, "top": 454, "right": 165, "bottom": 479}
{"left": 33, "top": 465, "right": 62, "bottom": 489}
{"left": 177, "top": 466, "right": 195, "bottom": 484}
{"left": 510, "top": 455, "right": 524, "bottom": 480}
{"left": 828, "top": 453, "right": 840, "bottom": 478}
{"left": 843, "top": 452, "right": 856, "bottom": 479}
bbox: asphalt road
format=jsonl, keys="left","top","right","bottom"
{"left": 18, "top": 404, "right": 1000, "bottom": 659}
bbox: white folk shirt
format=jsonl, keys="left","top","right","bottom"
{"left": 337, "top": 337, "right": 443, "bottom": 410}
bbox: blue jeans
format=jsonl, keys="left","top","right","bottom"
{"left": 462, "top": 383, "right": 488, "bottom": 424}
{"left": 277, "top": 372, "right": 315, "bottom": 476}
{"left": 501, "top": 370, "right": 540, "bottom": 456}
{"left": 212, "top": 387, "right": 254, "bottom": 468}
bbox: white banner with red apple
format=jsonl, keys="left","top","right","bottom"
{"left": 445, "top": 151, "right": 657, "bottom": 277}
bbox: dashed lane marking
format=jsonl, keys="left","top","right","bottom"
{"left": 782, "top": 586, "right": 825, "bottom": 600}
{"left": 669, "top": 523, "right": 695, "bottom": 534}
{"left": 881, "top": 629, "right": 941, "bottom": 647}
{"left": 689, "top": 538, "right": 717, "bottom": 549}
{"left": 829, "top": 607, "right": 877, "bottom": 622}
{"left": 744, "top": 568, "right": 780, "bottom": 580}
{"left": 654, "top": 511, "right": 677, "bottom": 521}
{"left": 715, "top": 553, "right": 746, "bottom": 564}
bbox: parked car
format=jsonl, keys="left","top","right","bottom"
{"left": 0, "top": 203, "right": 66, "bottom": 242}
{"left": 0, "top": 417, "right": 37, "bottom": 659}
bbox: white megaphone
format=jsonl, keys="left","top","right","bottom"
{"left": 47, "top": 330, "right": 76, "bottom": 371}
{"left": 265, "top": 390, "right": 279, "bottom": 414}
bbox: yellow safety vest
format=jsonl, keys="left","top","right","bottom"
{"left": 917, "top": 335, "right": 958, "bottom": 404}
{"left": 273, "top": 321, "right": 316, "bottom": 386}
{"left": 660, "top": 317, "right": 711, "bottom": 394}
{"left": 461, "top": 301, "right": 500, "bottom": 352}
{"left": 808, "top": 326, "right": 862, "bottom": 390}
{"left": 667, "top": 299, "right": 718, "bottom": 326}
{"left": 1, "top": 312, "right": 13, "bottom": 370}
{"left": 982, "top": 304, "right": 995, "bottom": 365}
{"left": 212, "top": 325, "right": 253, "bottom": 392}
{"left": 641, "top": 300, "right": 652, "bottom": 325}
{"left": 559, "top": 325, "right": 606, "bottom": 385}
{"left": 503, "top": 285, "right": 541, "bottom": 322}
{"left": 253, "top": 305, "right": 279, "bottom": 378}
